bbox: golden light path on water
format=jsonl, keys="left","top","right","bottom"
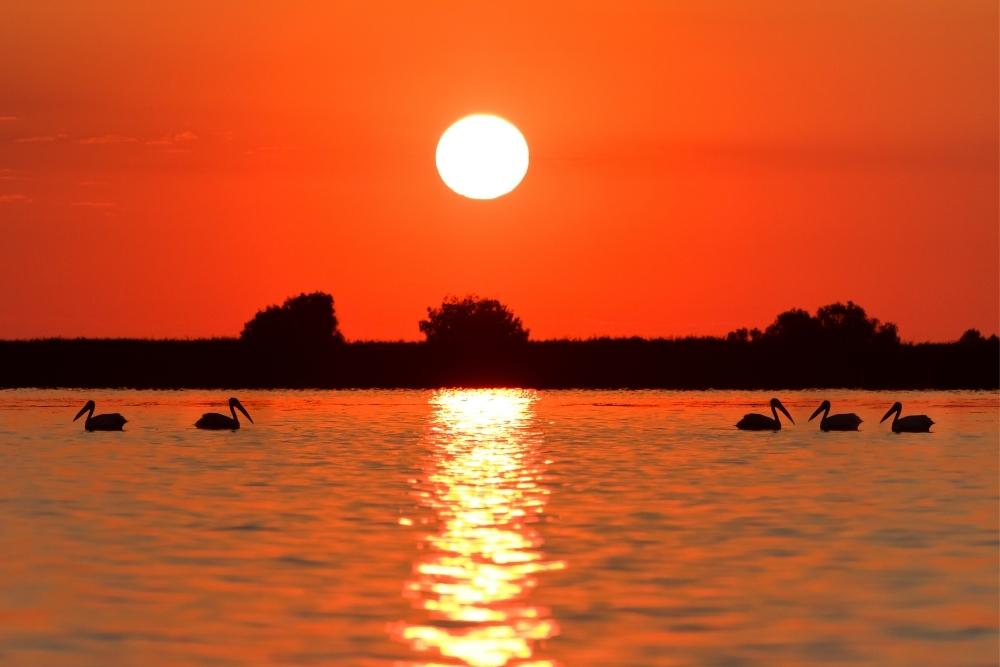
{"left": 397, "top": 389, "right": 565, "bottom": 667}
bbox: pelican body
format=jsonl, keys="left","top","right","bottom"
{"left": 881, "top": 402, "right": 933, "bottom": 433}
{"left": 195, "top": 397, "right": 254, "bottom": 430}
{"left": 809, "top": 400, "right": 862, "bottom": 431}
{"left": 73, "top": 400, "right": 127, "bottom": 432}
{"left": 737, "top": 398, "right": 794, "bottom": 431}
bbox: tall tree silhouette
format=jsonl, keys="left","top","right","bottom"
{"left": 241, "top": 292, "right": 343, "bottom": 349}
{"left": 419, "top": 296, "right": 529, "bottom": 349}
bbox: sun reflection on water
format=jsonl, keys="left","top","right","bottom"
{"left": 398, "top": 389, "right": 564, "bottom": 667}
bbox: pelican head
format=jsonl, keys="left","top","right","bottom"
{"left": 770, "top": 398, "right": 794, "bottom": 423}
{"left": 881, "top": 401, "right": 903, "bottom": 423}
{"left": 74, "top": 400, "right": 96, "bottom": 422}
{"left": 229, "top": 397, "right": 253, "bottom": 423}
{"left": 809, "top": 400, "right": 831, "bottom": 421}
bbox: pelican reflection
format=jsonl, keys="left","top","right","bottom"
{"left": 399, "top": 389, "right": 564, "bottom": 667}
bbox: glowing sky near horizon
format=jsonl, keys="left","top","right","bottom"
{"left": 0, "top": 1, "right": 996, "bottom": 341}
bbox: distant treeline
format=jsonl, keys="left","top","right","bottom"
{"left": 0, "top": 294, "right": 996, "bottom": 389}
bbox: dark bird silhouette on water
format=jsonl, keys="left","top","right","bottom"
{"left": 880, "top": 402, "right": 933, "bottom": 433}
{"left": 73, "top": 400, "right": 127, "bottom": 431}
{"left": 736, "top": 398, "right": 794, "bottom": 431}
{"left": 809, "top": 400, "right": 862, "bottom": 431}
{"left": 195, "top": 397, "right": 254, "bottom": 430}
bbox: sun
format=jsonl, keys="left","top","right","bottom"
{"left": 436, "top": 114, "right": 529, "bottom": 200}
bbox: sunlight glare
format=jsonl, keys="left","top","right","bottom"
{"left": 397, "top": 389, "right": 563, "bottom": 667}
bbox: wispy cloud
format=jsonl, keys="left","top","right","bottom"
{"left": 0, "top": 194, "right": 32, "bottom": 204}
{"left": 77, "top": 134, "right": 137, "bottom": 145}
{"left": 245, "top": 145, "right": 298, "bottom": 156}
{"left": 147, "top": 130, "right": 198, "bottom": 146}
{"left": 0, "top": 116, "right": 16, "bottom": 122}
{"left": 0, "top": 168, "right": 15, "bottom": 181}
{"left": 71, "top": 201, "right": 117, "bottom": 208}
{"left": 14, "top": 130, "right": 201, "bottom": 149}
{"left": 15, "top": 134, "right": 65, "bottom": 143}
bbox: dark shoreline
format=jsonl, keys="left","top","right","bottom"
{"left": 1, "top": 337, "right": 996, "bottom": 390}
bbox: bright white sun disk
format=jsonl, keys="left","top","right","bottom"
{"left": 436, "top": 115, "right": 529, "bottom": 200}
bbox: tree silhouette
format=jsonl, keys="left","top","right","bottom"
{"left": 419, "top": 296, "right": 528, "bottom": 349}
{"left": 760, "top": 301, "right": 900, "bottom": 348}
{"left": 1, "top": 299, "right": 996, "bottom": 389}
{"left": 817, "top": 301, "right": 873, "bottom": 337}
{"left": 763, "top": 308, "right": 820, "bottom": 343}
{"left": 816, "top": 301, "right": 899, "bottom": 346}
{"left": 959, "top": 328, "right": 985, "bottom": 345}
{"left": 240, "top": 292, "right": 343, "bottom": 348}
{"left": 725, "top": 327, "right": 762, "bottom": 344}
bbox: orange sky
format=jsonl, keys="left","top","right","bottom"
{"left": 1, "top": 1, "right": 997, "bottom": 341}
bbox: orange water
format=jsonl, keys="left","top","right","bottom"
{"left": 0, "top": 389, "right": 996, "bottom": 666}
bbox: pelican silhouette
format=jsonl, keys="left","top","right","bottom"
{"left": 880, "top": 402, "right": 933, "bottom": 433}
{"left": 195, "top": 397, "right": 254, "bottom": 430}
{"left": 736, "top": 398, "right": 794, "bottom": 431}
{"left": 809, "top": 400, "right": 862, "bottom": 431}
{"left": 73, "top": 400, "right": 127, "bottom": 431}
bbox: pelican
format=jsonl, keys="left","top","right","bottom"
{"left": 195, "top": 397, "right": 254, "bottom": 430}
{"left": 73, "top": 400, "right": 127, "bottom": 432}
{"left": 880, "top": 402, "right": 933, "bottom": 433}
{"left": 736, "top": 398, "right": 794, "bottom": 431}
{"left": 809, "top": 400, "right": 862, "bottom": 431}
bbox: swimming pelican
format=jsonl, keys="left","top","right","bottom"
{"left": 880, "top": 402, "right": 933, "bottom": 433}
{"left": 736, "top": 398, "right": 794, "bottom": 431}
{"left": 73, "top": 400, "right": 127, "bottom": 432}
{"left": 195, "top": 397, "right": 254, "bottom": 430}
{"left": 809, "top": 400, "right": 862, "bottom": 431}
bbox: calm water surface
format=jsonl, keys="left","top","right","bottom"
{"left": 0, "top": 389, "right": 996, "bottom": 667}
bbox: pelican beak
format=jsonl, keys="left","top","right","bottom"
{"left": 778, "top": 402, "right": 794, "bottom": 424}
{"left": 235, "top": 401, "right": 254, "bottom": 424}
{"left": 809, "top": 405, "right": 823, "bottom": 421}
{"left": 880, "top": 407, "right": 893, "bottom": 423}
{"left": 73, "top": 401, "right": 92, "bottom": 421}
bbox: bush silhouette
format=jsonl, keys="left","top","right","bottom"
{"left": 240, "top": 292, "right": 343, "bottom": 348}
{"left": 419, "top": 295, "right": 528, "bottom": 349}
